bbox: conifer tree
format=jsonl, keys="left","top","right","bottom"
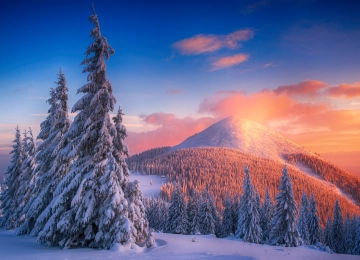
{"left": 14, "top": 128, "right": 37, "bottom": 229}
{"left": 187, "top": 188, "right": 200, "bottom": 235}
{"left": 37, "top": 5, "right": 141, "bottom": 249}
{"left": 260, "top": 186, "right": 274, "bottom": 242}
{"left": 235, "top": 166, "right": 262, "bottom": 243}
{"left": 307, "top": 194, "right": 320, "bottom": 245}
{"left": 332, "top": 198, "right": 344, "bottom": 253}
{"left": 298, "top": 193, "right": 310, "bottom": 245}
{"left": 18, "top": 69, "right": 70, "bottom": 236}
{"left": 232, "top": 194, "right": 240, "bottom": 234}
{"left": 125, "top": 180, "right": 148, "bottom": 244}
{"left": 0, "top": 126, "right": 23, "bottom": 229}
{"left": 324, "top": 216, "right": 333, "bottom": 249}
{"left": 354, "top": 217, "right": 360, "bottom": 255}
{"left": 269, "top": 165, "right": 302, "bottom": 247}
{"left": 199, "top": 190, "right": 215, "bottom": 235}
{"left": 166, "top": 184, "right": 188, "bottom": 234}
{"left": 221, "top": 194, "right": 234, "bottom": 237}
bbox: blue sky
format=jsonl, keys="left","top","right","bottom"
{"left": 1, "top": 0, "right": 360, "bottom": 177}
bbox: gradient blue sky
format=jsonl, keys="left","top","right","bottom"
{"left": 1, "top": 0, "right": 360, "bottom": 177}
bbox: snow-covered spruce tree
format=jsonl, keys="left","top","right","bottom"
{"left": 235, "top": 166, "right": 262, "bottom": 243}
{"left": 18, "top": 69, "right": 70, "bottom": 236}
{"left": 37, "top": 6, "right": 141, "bottom": 249}
{"left": 199, "top": 190, "right": 215, "bottom": 235}
{"left": 221, "top": 194, "right": 234, "bottom": 237}
{"left": 324, "top": 216, "right": 333, "bottom": 249}
{"left": 297, "top": 193, "right": 310, "bottom": 245}
{"left": 269, "top": 165, "right": 302, "bottom": 247}
{"left": 260, "top": 186, "right": 274, "bottom": 243}
{"left": 307, "top": 194, "right": 320, "bottom": 245}
{"left": 14, "top": 128, "right": 37, "bottom": 229}
{"left": 232, "top": 193, "right": 240, "bottom": 234}
{"left": 166, "top": 184, "right": 188, "bottom": 234}
{"left": 354, "top": 217, "right": 360, "bottom": 255}
{"left": 343, "top": 213, "right": 356, "bottom": 255}
{"left": 187, "top": 188, "right": 200, "bottom": 235}
{"left": 125, "top": 180, "right": 148, "bottom": 244}
{"left": 0, "top": 126, "right": 23, "bottom": 229}
{"left": 332, "top": 198, "right": 344, "bottom": 253}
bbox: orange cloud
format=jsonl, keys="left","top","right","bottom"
{"left": 165, "top": 88, "right": 185, "bottom": 95}
{"left": 326, "top": 82, "right": 360, "bottom": 99}
{"left": 173, "top": 29, "right": 253, "bottom": 55}
{"left": 126, "top": 114, "right": 217, "bottom": 154}
{"left": 211, "top": 53, "right": 249, "bottom": 70}
{"left": 272, "top": 80, "right": 328, "bottom": 97}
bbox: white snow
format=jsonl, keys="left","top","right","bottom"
{"left": 0, "top": 229, "right": 356, "bottom": 260}
{"left": 129, "top": 171, "right": 165, "bottom": 197}
{"left": 172, "top": 116, "right": 315, "bottom": 163}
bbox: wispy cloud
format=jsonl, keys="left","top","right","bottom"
{"left": 263, "top": 62, "right": 276, "bottom": 68}
{"left": 165, "top": 88, "right": 185, "bottom": 95}
{"left": 271, "top": 80, "right": 328, "bottom": 97}
{"left": 211, "top": 53, "right": 249, "bottom": 70}
{"left": 173, "top": 29, "right": 253, "bottom": 55}
{"left": 326, "top": 82, "right": 360, "bottom": 99}
{"left": 241, "top": 0, "right": 270, "bottom": 14}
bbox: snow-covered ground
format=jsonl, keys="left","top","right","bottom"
{"left": 129, "top": 171, "right": 165, "bottom": 197}
{"left": 0, "top": 229, "right": 356, "bottom": 260}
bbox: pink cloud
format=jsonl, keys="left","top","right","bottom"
{"left": 272, "top": 80, "right": 328, "bottom": 97}
{"left": 173, "top": 29, "right": 253, "bottom": 55}
{"left": 211, "top": 53, "right": 249, "bottom": 70}
{"left": 165, "top": 88, "right": 185, "bottom": 95}
{"left": 326, "top": 82, "right": 360, "bottom": 99}
{"left": 126, "top": 114, "right": 217, "bottom": 154}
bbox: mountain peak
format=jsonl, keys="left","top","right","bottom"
{"left": 172, "top": 116, "right": 314, "bottom": 162}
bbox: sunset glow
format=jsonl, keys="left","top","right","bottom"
{"left": 1, "top": 0, "right": 360, "bottom": 177}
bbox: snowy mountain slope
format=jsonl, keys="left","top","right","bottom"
{"left": 0, "top": 229, "right": 356, "bottom": 260}
{"left": 172, "top": 116, "right": 315, "bottom": 163}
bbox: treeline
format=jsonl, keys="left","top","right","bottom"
{"left": 127, "top": 147, "right": 360, "bottom": 225}
{"left": 285, "top": 153, "right": 360, "bottom": 205}
{"left": 144, "top": 166, "right": 360, "bottom": 254}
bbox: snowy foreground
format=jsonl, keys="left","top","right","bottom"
{"left": 129, "top": 171, "right": 165, "bottom": 197}
{"left": 0, "top": 229, "right": 356, "bottom": 260}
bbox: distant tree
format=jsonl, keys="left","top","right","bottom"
{"left": 324, "top": 216, "right": 333, "bottom": 249}
{"left": 307, "top": 194, "right": 320, "bottom": 245}
{"left": 298, "top": 193, "right": 310, "bottom": 245}
{"left": 221, "top": 194, "right": 234, "bottom": 237}
{"left": 332, "top": 198, "right": 344, "bottom": 253}
{"left": 269, "top": 165, "right": 302, "bottom": 247}
{"left": 166, "top": 184, "right": 188, "bottom": 234}
{"left": 260, "top": 186, "right": 274, "bottom": 243}
{"left": 18, "top": 69, "right": 70, "bottom": 236}
{"left": 187, "top": 188, "right": 200, "bottom": 235}
{"left": 235, "top": 166, "right": 262, "bottom": 243}
{"left": 0, "top": 126, "right": 23, "bottom": 229}
{"left": 232, "top": 193, "right": 240, "bottom": 235}
{"left": 199, "top": 189, "right": 216, "bottom": 235}
{"left": 14, "top": 128, "right": 37, "bottom": 229}
{"left": 354, "top": 217, "right": 360, "bottom": 255}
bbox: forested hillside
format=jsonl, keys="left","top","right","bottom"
{"left": 127, "top": 147, "right": 360, "bottom": 225}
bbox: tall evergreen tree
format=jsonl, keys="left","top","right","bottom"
{"left": 221, "top": 194, "right": 234, "bottom": 237}
{"left": 166, "top": 184, "right": 188, "bottom": 234}
{"left": 332, "top": 198, "right": 344, "bottom": 253}
{"left": 187, "top": 188, "right": 200, "bottom": 235}
{"left": 0, "top": 126, "right": 23, "bottom": 229}
{"left": 324, "top": 216, "right": 333, "bottom": 249}
{"left": 37, "top": 5, "right": 141, "bottom": 249}
{"left": 235, "top": 166, "right": 262, "bottom": 243}
{"left": 307, "top": 194, "right": 320, "bottom": 245}
{"left": 260, "top": 186, "right": 274, "bottom": 243}
{"left": 18, "top": 69, "right": 70, "bottom": 236}
{"left": 343, "top": 213, "right": 356, "bottom": 255}
{"left": 14, "top": 128, "right": 37, "bottom": 229}
{"left": 269, "top": 165, "right": 302, "bottom": 247}
{"left": 199, "top": 190, "right": 215, "bottom": 235}
{"left": 298, "top": 193, "right": 310, "bottom": 245}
